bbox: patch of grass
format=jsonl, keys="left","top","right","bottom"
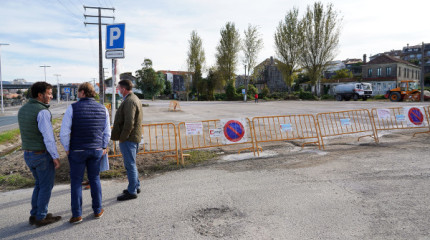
{"left": 0, "top": 129, "right": 20, "bottom": 145}
{"left": 100, "top": 167, "right": 127, "bottom": 179}
{"left": 0, "top": 174, "right": 34, "bottom": 189}
{"left": 183, "top": 150, "right": 218, "bottom": 165}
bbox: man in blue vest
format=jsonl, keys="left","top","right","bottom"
{"left": 60, "top": 82, "right": 111, "bottom": 224}
{"left": 18, "top": 82, "right": 62, "bottom": 227}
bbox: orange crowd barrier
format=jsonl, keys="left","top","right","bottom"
{"left": 109, "top": 123, "right": 179, "bottom": 164}
{"left": 177, "top": 118, "right": 257, "bottom": 165}
{"left": 252, "top": 115, "right": 321, "bottom": 151}
{"left": 371, "top": 106, "right": 430, "bottom": 138}
{"left": 316, "top": 109, "right": 378, "bottom": 149}
{"left": 168, "top": 100, "right": 181, "bottom": 111}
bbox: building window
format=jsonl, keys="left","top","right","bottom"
{"left": 377, "top": 68, "right": 382, "bottom": 76}
{"left": 386, "top": 67, "right": 392, "bottom": 76}
{"left": 410, "top": 54, "right": 415, "bottom": 59}
{"left": 417, "top": 54, "right": 422, "bottom": 59}
{"left": 404, "top": 68, "right": 406, "bottom": 78}
{"left": 427, "top": 51, "right": 430, "bottom": 56}
{"left": 368, "top": 68, "right": 372, "bottom": 77}
{"left": 407, "top": 69, "right": 410, "bottom": 78}
{"left": 398, "top": 67, "right": 401, "bottom": 77}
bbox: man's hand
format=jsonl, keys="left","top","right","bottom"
{"left": 53, "top": 159, "right": 60, "bottom": 169}
{"left": 102, "top": 149, "right": 107, "bottom": 155}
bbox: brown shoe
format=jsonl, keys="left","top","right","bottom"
{"left": 34, "top": 215, "right": 61, "bottom": 227}
{"left": 94, "top": 209, "right": 104, "bottom": 219}
{"left": 69, "top": 216, "right": 83, "bottom": 224}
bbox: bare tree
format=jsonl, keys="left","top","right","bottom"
{"left": 187, "top": 30, "right": 206, "bottom": 97}
{"left": 274, "top": 8, "right": 301, "bottom": 94}
{"left": 300, "top": 2, "right": 342, "bottom": 96}
{"left": 216, "top": 22, "right": 241, "bottom": 87}
{"left": 242, "top": 24, "right": 263, "bottom": 100}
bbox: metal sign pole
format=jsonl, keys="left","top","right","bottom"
{"left": 111, "top": 59, "right": 116, "bottom": 124}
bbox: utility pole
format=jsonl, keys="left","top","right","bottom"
{"left": 420, "top": 42, "right": 425, "bottom": 102}
{"left": 0, "top": 43, "right": 9, "bottom": 114}
{"left": 54, "top": 74, "right": 61, "bottom": 104}
{"left": 40, "top": 65, "right": 51, "bottom": 82}
{"left": 91, "top": 78, "right": 97, "bottom": 88}
{"left": 84, "top": 5, "right": 115, "bottom": 105}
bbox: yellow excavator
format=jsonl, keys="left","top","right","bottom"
{"left": 385, "top": 80, "right": 429, "bottom": 102}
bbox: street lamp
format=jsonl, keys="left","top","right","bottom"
{"left": 0, "top": 43, "right": 10, "bottom": 114}
{"left": 40, "top": 65, "right": 51, "bottom": 82}
{"left": 54, "top": 74, "right": 61, "bottom": 104}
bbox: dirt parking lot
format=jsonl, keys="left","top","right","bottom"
{"left": 1, "top": 99, "right": 429, "bottom": 239}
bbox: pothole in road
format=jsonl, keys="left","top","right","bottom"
{"left": 191, "top": 206, "right": 245, "bottom": 238}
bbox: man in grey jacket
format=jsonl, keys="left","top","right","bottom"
{"left": 111, "top": 79, "right": 143, "bottom": 201}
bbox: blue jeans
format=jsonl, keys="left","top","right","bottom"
{"left": 68, "top": 149, "right": 103, "bottom": 218}
{"left": 119, "top": 141, "right": 140, "bottom": 195}
{"left": 24, "top": 151, "right": 55, "bottom": 221}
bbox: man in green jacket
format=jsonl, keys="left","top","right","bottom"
{"left": 111, "top": 79, "right": 143, "bottom": 201}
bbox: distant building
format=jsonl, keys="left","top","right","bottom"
{"left": 252, "top": 56, "right": 287, "bottom": 92}
{"left": 159, "top": 70, "right": 192, "bottom": 93}
{"left": 362, "top": 54, "right": 421, "bottom": 95}
{"left": 323, "top": 60, "right": 346, "bottom": 79}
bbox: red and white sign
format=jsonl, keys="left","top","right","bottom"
{"left": 220, "top": 118, "right": 248, "bottom": 144}
{"left": 403, "top": 106, "right": 426, "bottom": 127}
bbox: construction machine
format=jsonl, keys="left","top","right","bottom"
{"left": 384, "top": 80, "right": 428, "bottom": 102}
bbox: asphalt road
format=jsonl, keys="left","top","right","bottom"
{"left": 0, "top": 133, "right": 429, "bottom": 239}
{"left": 0, "top": 101, "right": 70, "bottom": 132}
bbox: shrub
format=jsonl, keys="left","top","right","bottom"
{"left": 321, "top": 94, "right": 335, "bottom": 100}
{"left": 297, "top": 90, "right": 317, "bottom": 100}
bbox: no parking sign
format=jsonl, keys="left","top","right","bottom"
{"left": 220, "top": 118, "right": 248, "bottom": 144}
{"left": 403, "top": 106, "right": 426, "bottom": 127}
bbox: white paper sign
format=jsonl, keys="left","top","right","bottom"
{"left": 377, "top": 109, "right": 391, "bottom": 120}
{"left": 185, "top": 122, "right": 203, "bottom": 135}
{"left": 209, "top": 128, "right": 223, "bottom": 138}
{"left": 340, "top": 118, "right": 351, "bottom": 126}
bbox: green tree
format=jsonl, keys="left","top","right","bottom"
{"left": 135, "top": 59, "right": 165, "bottom": 100}
{"left": 242, "top": 24, "right": 263, "bottom": 99}
{"left": 332, "top": 69, "right": 353, "bottom": 79}
{"left": 274, "top": 8, "right": 302, "bottom": 94}
{"left": 300, "top": 2, "right": 342, "bottom": 96}
{"left": 187, "top": 30, "right": 206, "bottom": 96}
{"left": 163, "top": 79, "right": 172, "bottom": 96}
{"left": 216, "top": 22, "right": 241, "bottom": 87}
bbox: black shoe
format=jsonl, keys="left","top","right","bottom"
{"left": 117, "top": 191, "right": 137, "bottom": 201}
{"left": 35, "top": 215, "right": 61, "bottom": 227}
{"left": 30, "top": 213, "right": 53, "bottom": 225}
{"left": 122, "top": 188, "right": 141, "bottom": 194}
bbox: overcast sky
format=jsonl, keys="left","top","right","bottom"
{"left": 0, "top": 0, "right": 429, "bottom": 85}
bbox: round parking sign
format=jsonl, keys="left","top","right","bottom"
{"left": 408, "top": 107, "right": 424, "bottom": 126}
{"left": 223, "top": 120, "right": 245, "bottom": 142}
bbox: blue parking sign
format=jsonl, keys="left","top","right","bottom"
{"left": 64, "top": 87, "right": 70, "bottom": 93}
{"left": 106, "top": 23, "right": 125, "bottom": 50}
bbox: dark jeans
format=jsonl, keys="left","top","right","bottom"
{"left": 68, "top": 149, "right": 103, "bottom": 217}
{"left": 24, "top": 151, "right": 55, "bottom": 220}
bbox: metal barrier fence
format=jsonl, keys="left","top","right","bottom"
{"left": 177, "top": 118, "right": 257, "bottom": 164}
{"left": 252, "top": 115, "right": 321, "bottom": 151}
{"left": 371, "top": 106, "right": 430, "bottom": 138}
{"left": 109, "top": 123, "right": 179, "bottom": 164}
{"left": 316, "top": 109, "right": 378, "bottom": 149}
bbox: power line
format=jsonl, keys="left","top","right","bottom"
{"left": 84, "top": 5, "right": 115, "bottom": 105}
